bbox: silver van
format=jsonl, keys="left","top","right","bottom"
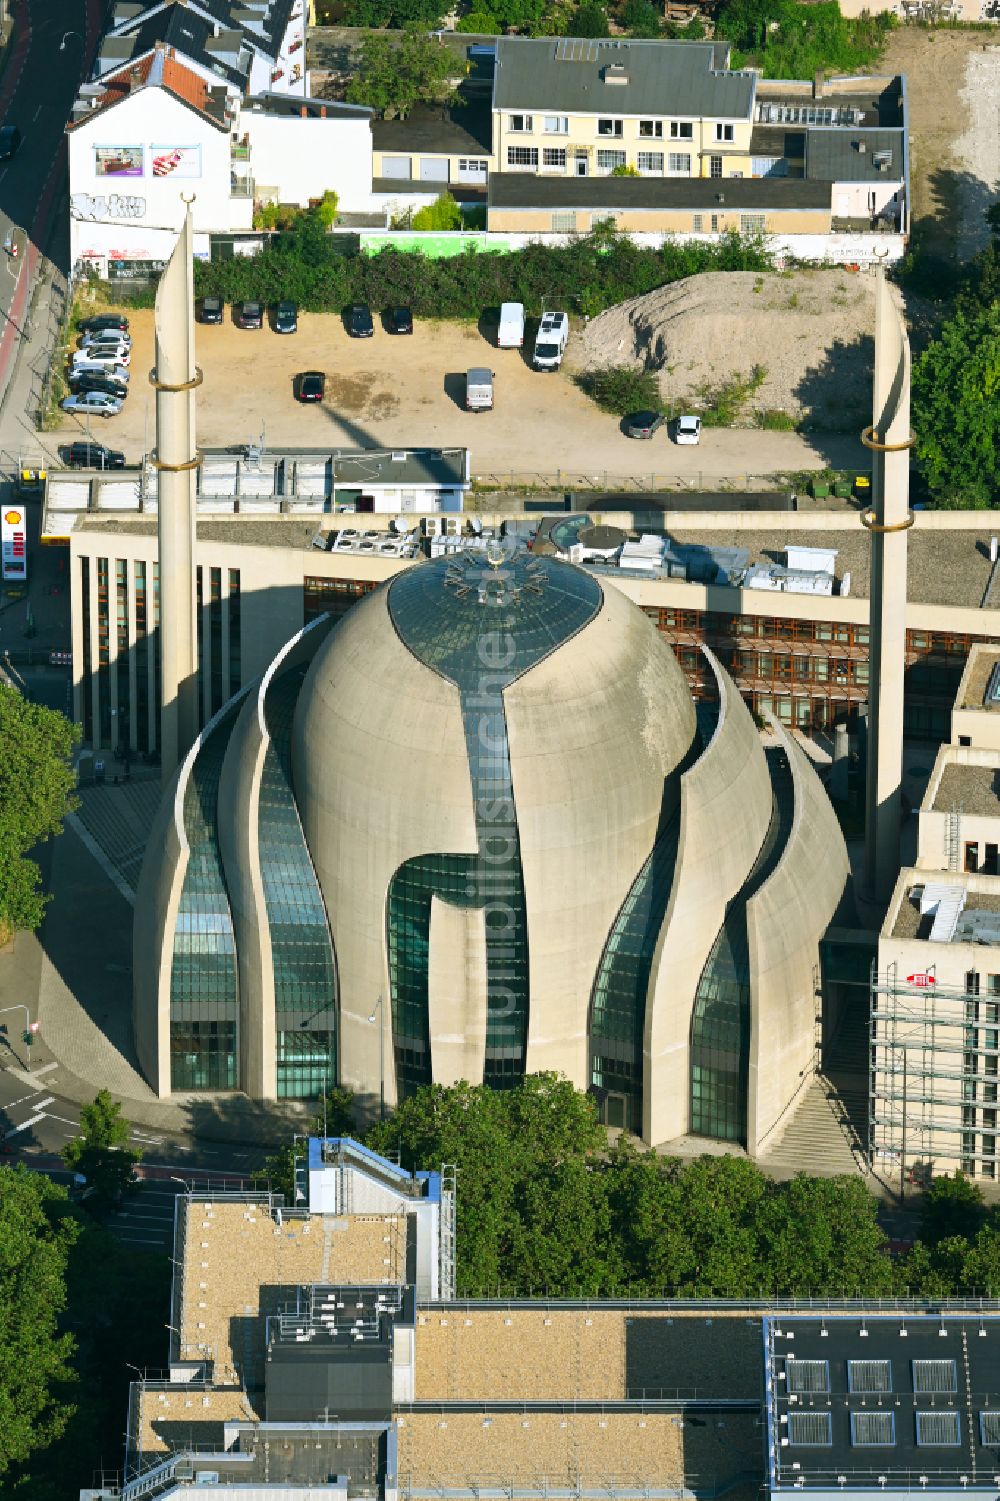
{"left": 466, "top": 367, "right": 494, "bottom": 411}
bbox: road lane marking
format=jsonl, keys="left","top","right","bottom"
{"left": 5, "top": 1111, "right": 46, "bottom": 1137}
{"left": 45, "top": 1111, "right": 81, "bottom": 1128}
{"left": 33, "top": 104, "right": 41, "bottom": 121}
{"left": 31, "top": 1062, "right": 58, "bottom": 1077}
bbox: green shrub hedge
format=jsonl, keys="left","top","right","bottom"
{"left": 192, "top": 223, "right": 772, "bottom": 320}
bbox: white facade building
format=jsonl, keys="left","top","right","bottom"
{"left": 67, "top": 49, "right": 374, "bottom": 274}
{"left": 68, "top": 50, "right": 249, "bottom": 273}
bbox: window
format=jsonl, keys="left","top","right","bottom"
{"left": 710, "top": 155, "right": 723, "bottom": 178}
{"left": 915, "top": 1411, "right": 961, "bottom": 1447}
{"left": 981, "top": 1413, "right": 1000, "bottom": 1446}
{"left": 667, "top": 152, "right": 691, "bottom": 175}
{"left": 507, "top": 146, "right": 538, "bottom": 168}
{"left": 542, "top": 147, "right": 567, "bottom": 169}
{"left": 740, "top": 213, "right": 766, "bottom": 233}
{"left": 509, "top": 113, "right": 533, "bottom": 132}
{"left": 597, "top": 118, "right": 624, "bottom": 137}
{"left": 637, "top": 151, "right": 664, "bottom": 174}
{"left": 787, "top": 1412, "right": 832, "bottom": 1447}
{"left": 551, "top": 211, "right": 577, "bottom": 232}
{"left": 459, "top": 158, "right": 488, "bottom": 173}
{"left": 692, "top": 213, "right": 703, "bottom": 231}
{"left": 849, "top": 1359, "right": 892, "bottom": 1393}
{"left": 710, "top": 213, "right": 720, "bottom": 231}
{"left": 787, "top": 1359, "right": 830, "bottom": 1394}
{"left": 851, "top": 1412, "right": 895, "bottom": 1447}
{"left": 597, "top": 149, "right": 626, "bottom": 172}
{"left": 670, "top": 120, "right": 693, "bottom": 138}
{"left": 544, "top": 115, "right": 568, "bottom": 133}
{"left": 912, "top": 1359, "right": 957, "bottom": 1394}
{"left": 987, "top": 842, "right": 999, "bottom": 874}
{"left": 639, "top": 119, "right": 664, "bottom": 137}
{"left": 715, "top": 122, "right": 735, "bottom": 141}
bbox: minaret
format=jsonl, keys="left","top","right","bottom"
{"left": 863, "top": 271, "right": 914, "bottom": 904}
{"left": 152, "top": 202, "right": 201, "bottom": 777}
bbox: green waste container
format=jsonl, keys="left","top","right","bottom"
{"left": 810, "top": 479, "right": 829, "bottom": 499}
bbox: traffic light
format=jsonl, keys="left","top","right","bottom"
{"left": 22, "top": 1023, "right": 39, "bottom": 1048}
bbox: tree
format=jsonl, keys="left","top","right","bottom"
{"left": 911, "top": 303, "right": 1000, "bottom": 507}
{"left": 0, "top": 686, "right": 78, "bottom": 942}
{"left": 570, "top": 1, "right": 610, "bottom": 34}
{"left": 365, "top": 1074, "right": 607, "bottom": 1294}
{"left": 0, "top": 1168, "right": 78, "bottom": 1478}
{"left": 315, "top": 190, "right": 340, "bottom": 229}
{"left": 412, "top": 191, "right": 462, "bottom": 231}
{"left": 920, "top": 1170, "right": 987, "bottom": 1244}
{"left": 62, "top": 1091, "right": 141, "bottom": 1215}
{"left": 619, "top": 0, "right": 662, "bottom": 35}
{"left": 346, "top": 27, "right": 463, "bottom": 119}
{"left": 456, "top": 9, "right": 502, "bottom": 30}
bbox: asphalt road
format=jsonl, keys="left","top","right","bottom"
{"left": 0, "top": 1060, "right": 265, "bottom": 1248}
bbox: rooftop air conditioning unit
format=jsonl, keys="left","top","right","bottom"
{"left": 391, "top": 451, "right": 407, "bottom": 461}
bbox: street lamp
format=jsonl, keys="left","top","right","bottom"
{"left": 59, "top": 30, "right": 81, "bottom": 51}
{"left": 367, "top": 996, "right": 385, "bottom": 1120}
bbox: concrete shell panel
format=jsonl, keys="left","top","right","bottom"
{"left": 427, "top": 895, "right": 488, "bottom": 1086}
{"left": 218, "top": 617, "right": 338, "bottom": 1099}
{"left": 133, "top": 764, "right": 188, "bottom": 1096}
{"left": 505, "top": 580, "right": 697, "bottom": 1088}
{"left": 643, "top": 648, "right": 772, "bottom": 1146}
{"left": 292, "top": 588, "right": 479, "bottom": 1113}
{"left": 746, "top": 719, "right": 849, "bottom": 1156}
{"left": 218, "top": 688, "right": 272, "bottom": 1098}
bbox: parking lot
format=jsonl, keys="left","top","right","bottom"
{"left": 52, "top": 305, "right": 864, "bottom": 484}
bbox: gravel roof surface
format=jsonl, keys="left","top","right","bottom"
{"left": 933, "top": 762, "right": 1000, "bottom": 817}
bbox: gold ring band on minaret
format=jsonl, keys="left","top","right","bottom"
{"left": 860, "top": 509, "right": 914, "bottom": 533}
{"left": 149, "top": 451, "right": 202, "bottom": 472}
{"left": 149, "top": 366, "right": 204, "bottom": 392}
{"left": 860, "top": 424, "right": 915, "bottom": 453}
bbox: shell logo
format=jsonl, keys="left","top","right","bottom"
{"left": 4, "top": 509, "right": 22, "bottom": 524}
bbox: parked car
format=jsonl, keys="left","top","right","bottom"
{"left": 295, "top": 371, "right": 326, "bottom": 403}
{"left": 199, "top": 296, "right": 224, "bottom": 324}
{"left": 346, "top": 303, "right": 374, "bottom": 337}
{"left": 237, "top": 300, "right": 263, "bottom": 329}
{"left": 81, "top": 328, "right": 132, "bottom": 352}
{"left": 274, "top": 301, "right": 298, "bottom": 334}
{"left": 625, "top": 410, "right": 665, "bottom": 440}
{"left": 61, "top": 391, "right": 123, "bottom": 419}
{"left": 70, "top": 362, "right": 130, "bottom": 391}
{"left": 466, "top": 367, "right": 494, "bottom": 411}
{"left": 674, "top": 414, "right": 702, "bottom": 446}
{"left": 498, "top": 302, "right": 525, "bottom": 349}
{"left": 0, "top": 125, "right": 21, "bottom": 160}
{"left": 67, "top": 371, "right": 129, "bottom": 399}
{"left": 532, "top": 311, "right": 569, "bottom": 371}
{"left": 66, "top": 441, "right": 126, "bottom": 470}
{"left": 71, "top": 345, "right": 131, "bottom": 372}
{"left": 78, "top": 313, "right": 130, "bottom": 336}
{"left": 388, "top": 306, "right": 413, "bottom": 335}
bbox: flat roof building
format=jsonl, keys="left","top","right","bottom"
{"left": 81, "top": 1137, "right": 1000, "bottom": 1501}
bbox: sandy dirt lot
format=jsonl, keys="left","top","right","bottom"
{"left": 878, "top": 29, "right": 1000, "bottom": 261}
{"left": 574, "top": 269, "right": 888, "bottom": 431}
{"left": 52, "top": 307, "right": 864, "bottom": 484}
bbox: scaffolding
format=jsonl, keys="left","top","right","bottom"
{"left": 869, "top": 960, "right": 1000, "bottom": 1183}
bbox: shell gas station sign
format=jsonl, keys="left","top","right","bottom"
{"left": 1, "top": 504, "right": 26, "bottom": 582}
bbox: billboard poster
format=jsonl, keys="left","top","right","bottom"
{"left": 94, "top": 146, "right": 144, "bottom": 178}
{"left": 2, "top": 505, "right": 26, "bottom": 582}
{"left": 150, "top": 145, "right": 201, "bottom": 179}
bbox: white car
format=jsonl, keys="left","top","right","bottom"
{"left": 81, "top": 328, "right": 132, "bottom": 351}
{"left": 72, "top": 344, "right": 131, "bottom": 371}
{"left": 674, "top": 414, "right": 702, "bottom": 445}
{"left": 61, "top": 390, "right": 123, "bottom": 419}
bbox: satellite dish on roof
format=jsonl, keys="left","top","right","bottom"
{"left": 470, "top": 516, "right": 484, "bottom": 535}
{"left": 391, "top": 516, "right": 413, "bottom": 534}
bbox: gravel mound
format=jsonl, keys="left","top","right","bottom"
{"left": 573, "top": 270, "right": 899, "bottom": 430}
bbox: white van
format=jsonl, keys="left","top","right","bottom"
{"left": 532, "top": 311, "right": 569, "bottom": 371}
{"left": 466, "top": 368, "right": 494, "bottom": 411}
{"left": 497, "top": 302, "right": 525, "bottom": 349}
